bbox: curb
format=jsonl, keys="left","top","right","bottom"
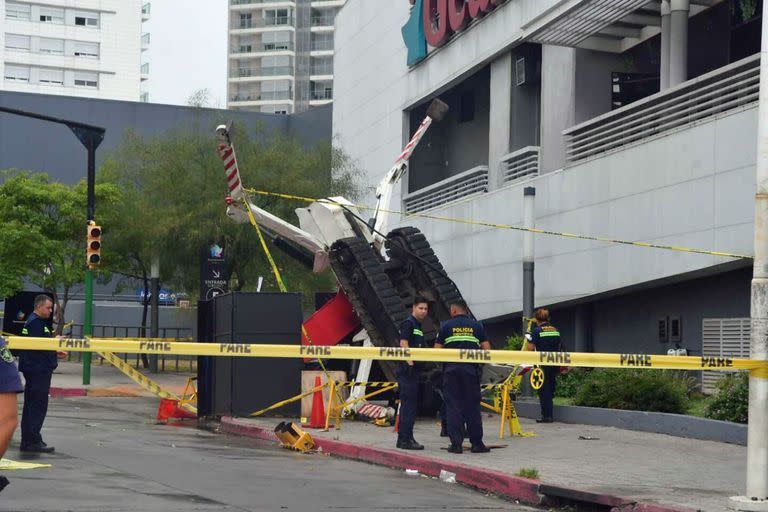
{"left": 220, "top": 417, "right": 698, "bottom": 512}
{"left": 49, "top": 387, "right": 87, "bottom": 397}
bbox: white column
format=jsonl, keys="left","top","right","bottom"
{"left": 660, "top": 0, "right": 671, "bottom": 90}
{"left": 489, "top": 52, "right": 512, "bottom": 189}
{"left": 669, "top": 0, "right": 689, "bottom": 87}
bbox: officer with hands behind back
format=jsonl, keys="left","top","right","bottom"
{"left": 434, "top": 300, "right": 491, "bottom": 454}
{"left": 527, "top": 308, "right": 562, "bottom": 424}
{"left": 395, "top": 296, "right": 429, "bottom": 450}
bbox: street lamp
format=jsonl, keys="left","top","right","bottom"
{"left": 0, "top": 105, "right": 104, "bottom": 385}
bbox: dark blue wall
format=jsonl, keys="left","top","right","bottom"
{"left": 0, "top": 91, "right": 331, "bottom": 183}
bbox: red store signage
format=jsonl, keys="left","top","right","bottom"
{"left": 423, "top": 0, "right": 507, "bottom": 48}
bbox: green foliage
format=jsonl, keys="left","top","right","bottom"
{"left": 505, "top": 333, "right": 525, "bottom": 351}
{"left": 0, "top": 171, "right": 121, "bottom": 331}
{"left": 515, "top": 468, "right": 539, "bottom": 479}
{"left": 704, "top": 372, "right": 748, "bottom": 424}
{"left": 555, "top": 368, "right": 592, "bottom": 399}
{"left": 99, "top": 125, "right": 363, "bottom": 298}
{"left": 572, "top": 369, "right": 692, "bottom": 414}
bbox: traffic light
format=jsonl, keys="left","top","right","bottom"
{"left": 86, "top": 222, "right": 102, "bottom": 268}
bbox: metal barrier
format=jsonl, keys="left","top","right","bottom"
{"left": 564, "top": 54, "right": 760, "bottom": 164}
{"left": 404, "top": 165, "right": 489, "bottom": 214}
{"left": 64, "top": 324, "right": 194, "bottom": 372}
{"left": 500, "top": 146, "right": 539, "bottom": 185}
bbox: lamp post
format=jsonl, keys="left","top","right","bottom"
{"left": 0, "top": 106, "right": 104, "bottom": 385}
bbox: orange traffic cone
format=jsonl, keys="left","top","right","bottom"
{"left": 306, "top": 376, "right": 326, "bottom": 429}
{"left": 157, "top": 398, "right": 196, "bottom": 424}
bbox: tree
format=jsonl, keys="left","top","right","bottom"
{"left": 0, "top": 171, "right": 121, "bottom": 334}
{"left": 99, "top": 124, "right": 363, "bottom": 302}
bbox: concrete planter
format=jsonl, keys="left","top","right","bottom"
{"left": 514, "top": 400, "right": 747, "bottom": 445}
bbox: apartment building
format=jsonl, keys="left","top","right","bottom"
{"left": 1, "top": 0, "right": 149, "bottom": 101}
{"left": 227, "top": 0, "right": 345, "bottom": 114}
{"left": 333, "top": 0, "right": 760, "bottom": 357}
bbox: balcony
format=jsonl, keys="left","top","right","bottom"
{"left": 311, "top": 14, "right": 334, "bottom": 27}
{"left": 232, "top": 0, "right": 295, "bottom": 4}
{"left": 235, "top": 66, "right": 294, "bottom": 78}
{"left": 230, "top": 90, "right": 293, "bottom": 102}
{"left": 141, "top": 33, "right": 150, "bottom": 51}
{"left": 232, "top": 41, "right": 295, "bottom": 55}
{"left": 140, "top": 62, "right": 149, "bottom": 81}
{"left": 141, "top": 3, "right": 151, "bottom": 21}
{"left": 234, "top": 16, "right": 294, "bottom": 30}
{"left": 564, "top": 54, "right": 759, "bottom": 165}
{"left": 500, "top": 146, "right": 539, "bottom": 185}
{"left": 404, "top": 166, "right": 489, "bottom": 214}
{"left": 310, "top": 40, "right": 333, "bottom": 52}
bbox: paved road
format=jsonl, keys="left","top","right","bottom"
{"left": 1, "top": 397, "right": 531, "bottom": 511}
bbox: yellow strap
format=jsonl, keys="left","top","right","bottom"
{"left": 242, "top": 199, "right": 288, "bottom": 292}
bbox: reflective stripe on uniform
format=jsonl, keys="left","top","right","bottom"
{"left": 539, "top": 331, "right": 560, "bottom": 337}
{"left": 413, "top": 329, "right": 423, "bottom": 336}
{"left": 21, "top": 328, "right": 28, "bottom": 335}
{"left": 444, "top": 335, "right": 479, "bottom": 345}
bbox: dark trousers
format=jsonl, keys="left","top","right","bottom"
{"left": 21, "top": 370, "right": 52, "bottom": 447}
{"left": 539, "top": 367, "right": 559, "bottom": 420}
{"left": 443, "top": 370, "right": 483, "bottom": 447}
{"left": 396, "top": 366, "right": 419, "bottom": 442}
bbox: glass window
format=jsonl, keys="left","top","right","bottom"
{"left": 4, "top": 64, "right": 29, "bottom": 82}
{"left": 74, "top": 11, "right": 99, "bottom": 27}
{"left": 38, "top": 68, "right": 64, "bottom": 85}
{"left": 5, "top": 34, "right": 31, "bottom": 51}
{"left": 6, "top": 3, "right": 31, "bottom": 21}
{"left": 39, "top": 7, "right": 65, "bottom": 24}
{"left": 73, "top": 41, "right": 99, "bottom": 57}
{"left": 74, "top": 71, "right": 98, "bottom": 87}
{"left": 39, "top": 38, "right": 65, "bottom": 55}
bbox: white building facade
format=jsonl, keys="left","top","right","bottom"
{"left": 1, "top": 0, "right": 149, "bottom": 101}
{"left": 333, "top": 0, "right": 759, "bottom": 355}
{"left": 227, "top": 0, "right": 345, "bottom": 114}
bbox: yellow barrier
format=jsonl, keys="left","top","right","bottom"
{"left": 8, "top": 337, "right": 767, "bottom": 376}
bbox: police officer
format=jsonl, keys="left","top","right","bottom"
{"left": 434, "top": 300, "right": 491, "bottom": 454}
{"left": 395, "top": 296, "right": 428, "bottom": 450}
{"left": 18, "top": 295, "right": 56, "bottom": 453}
{"left": 0, "top": 335, "right": 23, "bottom": 492}
{"left": 527, "top": 308, "right": 561, "bottom": 423}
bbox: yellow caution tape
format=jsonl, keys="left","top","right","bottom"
{"left": 8, "top": 336, "right": 768, "bottom": 374}
{"left": 242, "top": 188, "right": 751, "bottom": 260}
{"left": 0, "top": 458, "right": 51, "bottom": 470}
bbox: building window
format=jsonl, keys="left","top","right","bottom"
{"left": 73, "top": 41, "right": 99, "bottom": 58}
{"left": 74, "top": 11, "right": 99, "bottom": 27}
{"left": 140, "top": 91, "right": 149, "bottom": 102}
{"left": 74, "top": 71, "right": 98, "bottom": 87}
{"left": 140, "top": 63, "right": 149, "bottom": 74}
{"left": 38, "top": 68, "right": 64, "bottom": 85}
{"left": 39, "top": 38, "right": 65, "bottom": 55}
{"left": 239, "top": 13, "right": 252, "bottom": 28}
{"left": 4, "top": 64, "right": 29, "bottom": 82}
{"left": 39, "top": 7, "right": 65, "bottom": 24}
{"left": 6, "top": 3, "right": 31, "bottom": 21}
{"left": 5, "top": 34, "right": 31, "bottom": 51}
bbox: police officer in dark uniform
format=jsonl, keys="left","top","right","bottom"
{"left": 0, "top": 335, "right": 23, "bottom": 492}
{"left": 435, "top": 300, "right": 491, "bottom": 454}
{"left": 395, "top": 296, "right": 428, "bottom": 450}
{"left": 527, "top": 308, "right": 561, "bottom": 423}
{"left": 18, "top": 295, "right": 56, "bottom": 453}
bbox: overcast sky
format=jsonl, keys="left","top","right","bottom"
{"left": 144, "top": 0, "right": 228, "bottom": 107}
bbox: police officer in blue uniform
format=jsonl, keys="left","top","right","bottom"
{"left": 0, "top": 335, "right": 23, "bottom": 492}
{"left": 395, "top": 296, "right": 428, "bottom": 450}
{"left": 435, "top": 300, "right": 491, "bottom": 454}
{"left": 527, "top": 308, "right": 561, "bottom": 423}
{"left": 18, "top": 295, "right": 56, "bottom": 453}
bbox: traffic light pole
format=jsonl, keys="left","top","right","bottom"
{"left": 0, "top": 106, "right": 104, "bottom": 386}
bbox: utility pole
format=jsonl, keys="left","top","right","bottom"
{"left": 522, "top": 187, "right": 535, "bottom": 334}
{"left": 734, "top": 2, "right": 768, "bottom": 509}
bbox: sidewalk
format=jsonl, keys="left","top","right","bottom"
{"left": 48, "top": 361, "right": 193, "bottom": 397}
{"left": 222, "top": 412, "right": 745, "bottom": 511}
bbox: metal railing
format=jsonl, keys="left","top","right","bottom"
{"left": 500, "top": 146, "right": 539, "bottom": 185}
{"left": 64, "top": 324, "right": 195, "bottom": 372}
{"left": 310, "top": 39, "right": 333, "bottom": 51}
{"left": 236, "top": 16, "right": 294, "bottom": 29}
{"left": 311, "top": 65, "right": 333, "bottom": 75}
{"left": 237, "top": 65, "right": 293, "bottom": 77}
{"left": 230, "top": 90, "right": 293, "bottom": 102}
{"left": 311, "top": 14, "right": 334, "bottom": 26}
{"left": 404, "top": 166, "right": 489, "bottom": 214}
{"left": 232, "top": 41, "right": 295, "bottom": 53}
{"left": 564, "top": 54, "right": 760, "bottom": 165}
{"left": 311, "top": 89, "right": 332, "bottom": 100}
{"left": 232, "top": 0, "right": 296, "bottom": 4}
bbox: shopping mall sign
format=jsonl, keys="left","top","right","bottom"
{"left": 402, "top": 0, "right": 507, "bottom": 66}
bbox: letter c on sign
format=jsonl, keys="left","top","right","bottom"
{"left": 424, "top": 0, "right": 452, "bottom": 47}
{"left": 447, "top": 0, "right": 469, "bottom": 32}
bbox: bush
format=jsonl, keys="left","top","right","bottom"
{"left": 505, "top": 334, "right": 525, "bottom": 351}
{"left": 555, "top": 368, "right": 592, "bottom": 398}
{"left": 572, "top": 369, "right": 691, "bottom": 414}
{"left": 704, "top": 372, "right": 748, "bottom": 424}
